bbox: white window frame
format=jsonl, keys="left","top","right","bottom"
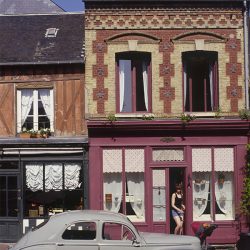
{"left": 17, "top": 89, "right": 54, "bottom": 133}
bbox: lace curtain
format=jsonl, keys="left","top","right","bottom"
{"left": 193, "top": 172, "right": 210, "bottom": 219}
{"left": 39, "top": 89, "right": 51, "bottom": 122}
{"left": 142, "top": 62, "right": 148, "bottom": 111}
{"left": 21, "top": 89, "right": 33, "bottom": 127}
{"left": 215, "top": 172, "right": 234, "bottom": 218}
{"left": 26, "top": 163, "right": 81, "bottom": 191}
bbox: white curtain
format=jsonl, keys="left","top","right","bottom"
{"left": 142, "top": 62, "right": 148, "bottom": 111}
{"left": 119, "top": 60, "right": 125, "bottom": 112}
{"left": 103, "top": 173, "right": 122, "bottom": 212}
{"left": 64, "top": 164, "right": 81, "bottom": 190}
{"left": 183, "top": 63, "right": 187, "bottom": 108}
{"left": 45, "top": 164, "right": 63, "bottom": 191}
{"left": 26, "top": 164, "right": 43, "bottom": 192}
{"left": 215, "top": 172, "right": 233, "bottom": 217}
{"left": 193, "top": 172, "right": 210, "bottom": 218}
{"left": 21, "top": 89, "right": 33, "bottom": 127}
{"left": 209, "top": 63, "right": 214, "bottom": 110}
{"left": 39, "top": 89, "right": 51, "bottom": 121}
{"left": 127, "top": 173, "right": 145, "bottom": 218}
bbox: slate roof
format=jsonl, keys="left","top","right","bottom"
{"left": 0, "top": 0, "right": 64, "bottom": 14}
{"left": 0, "top": 13, "right": 85, "bottom": 65}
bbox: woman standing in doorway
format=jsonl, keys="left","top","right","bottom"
{"left": 171, "top": 183, "right": 185, "bottom": 235}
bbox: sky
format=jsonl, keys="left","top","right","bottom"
{"left": 52, "top": 0, "right": 84, "bottom": 12}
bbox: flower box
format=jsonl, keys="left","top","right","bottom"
{"left": 19, "top": 133, "right": 31, "bottom": 138}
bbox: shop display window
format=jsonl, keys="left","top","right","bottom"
{"left": 24, "top": 162, "right": 83, "bottom": 218}
{"left": 192, "top": 147, "right": 234, "bottom": 221}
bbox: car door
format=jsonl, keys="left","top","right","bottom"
{"left": 100, "top": 222, "right": 145, "bottom": 250}
{"left": 56, "top": 221, "right": 99, "bottom": 250}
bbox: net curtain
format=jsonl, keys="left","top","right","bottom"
{"left": 26, "top": 163, "right": 81, "bottom": 191}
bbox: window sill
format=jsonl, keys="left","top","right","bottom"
{"left": 115, "top": 113, "right": 154, "bottom": 118}
{"left": 184, "top": 112, "right": 216, "bottom": 117}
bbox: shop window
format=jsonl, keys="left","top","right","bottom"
{"left": 116, "top": 52, "right": 151, "bottom": 113}
{"left": 24, "top": 162, "right": 83, "bottom": 218}
{"left": 103, "top": 148, "right": 145, "bottom": 222}
{"left": 62, "top": 222, "right": 96, "bottom": 240}
{"left": 192, "top": 148, "right": 234, "bottom": 221}
{"left": 152, "top": 169, "right": 166, "bottom": 222}
{"left": 17, "top": 88, "right": 54, "bottom": 132}
{"left": 182, "top": 51, "right": 219, "bottom": 112}
{"left": 102, "top": 222, "right": 135, "bottom": 241}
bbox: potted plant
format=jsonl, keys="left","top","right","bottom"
{"left": 237, "top": 144, "right": 250, "bottom": 250}
{"left": 39, "top": 128, "right": 51, "bottom": 138}
{"left": 19, "top": 127, "right": 31, "bottom": 138}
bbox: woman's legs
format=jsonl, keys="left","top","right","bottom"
{"left": 173, "top": 215, "right": 183, "bottom": 235}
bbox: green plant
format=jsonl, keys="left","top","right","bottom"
{"left": 214, "top": 107, "right": 222, "bottom": 119}
{"left": 142, "top": 114, "right": 154, "bottom": 120}
{"left": 107, "top": 114, "right": 117, "bottom": 122}
{"left": 240, "top": 144, "right": 250, "bottom": 216}
{"left": 239, "top": 109, "right": 250, "bottom": 120}
{"left": 39, "top": 128, "right": 51, "bottom": 137}
{"left": 179, "top": 113, "right": 196, "bottom": 123}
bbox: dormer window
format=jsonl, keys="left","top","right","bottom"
{"left": 45, "top": 28, "right": 59, "bottom": 38}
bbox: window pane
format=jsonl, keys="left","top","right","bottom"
{"left": 193, "top": 172, "right": 212, "bottom": 221}
{"left": 0, "top": 177, "right": 6, "bottom": 216}
{"left": 152, "top": 170, "right": 166, "bottom": 222}
{"left": 136, "top": 60, "right": 147, "bottom": 111}
{"left": 153, "top": 149, "right": 184, "bottom": 162}
{"left": 103, "top": 173, "right": 122, "bottom": 213}
{"left": 120, "top": 60, "right": 132, "bottom": 112}
{"left": 8, "top": 190, "right": 18, "bottom": 217}
{"left": 62, "top": 222, "right": 96, "bottom": 240}
{"left": 215, "top": 172, "right": 234, "bottom": 220}
{"left": 0, "top": 162, "right": 19, "bottom": 170}
{"left": 103, "top": 222, "right": 135, "bottom": 241}
{"left": 45, "top": 164, "right": 63, "bottom": 191}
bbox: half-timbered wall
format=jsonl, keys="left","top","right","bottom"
{"left": 0, "top": 64, "right": 86, "bottom": 136}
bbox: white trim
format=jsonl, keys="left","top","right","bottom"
{"left": 34, "top": 90, "right": 39, "bottom": 130}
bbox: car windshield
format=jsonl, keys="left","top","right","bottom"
{"left": 31, "top": 219, "right": 49, "bottom": 231}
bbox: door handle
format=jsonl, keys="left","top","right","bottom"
{"left": 56, "top": 243, "right": 64, "bottom": 246}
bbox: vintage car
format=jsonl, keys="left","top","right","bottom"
{"left": 10, "top": 210, "right": 201, "bottom": 250}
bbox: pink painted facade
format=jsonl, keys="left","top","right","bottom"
{"left": 87, "top": 119, "right": 249, "bottom": 245}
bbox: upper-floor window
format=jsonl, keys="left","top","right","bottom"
{"left": 183, "top": 51, "right": 218, "bottom": 112}
{"left": 116, "top": 52, "right": 151, "bottom": 113}
{"left": 17, "top": 89, "right": 54, "bottom": 132}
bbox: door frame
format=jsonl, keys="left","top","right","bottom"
{"left": 150, "top": 166, "right": 186, "bottom": 234}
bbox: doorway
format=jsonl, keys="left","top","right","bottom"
{"left": 0, "top": 174, "right": 21, "bottom": 242}
{"left": 169, "top": 168, "right": 185, "bottom": 234}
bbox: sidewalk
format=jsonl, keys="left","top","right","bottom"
{"left": 0, "top": 243, "right": 13, "bottom": 250}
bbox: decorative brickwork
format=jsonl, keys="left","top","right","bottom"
{"left": 85, "top": 7, "right": 244, "bottom": 115}
{"left": 225, "top": 38, "right": 242, "bottom": 112}
{"left": 85, "top": 9, "right": 242, "bottom": 30}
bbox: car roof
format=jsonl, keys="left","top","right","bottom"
{"left": 50, "top": 210, "right": 129, "bottom": 224}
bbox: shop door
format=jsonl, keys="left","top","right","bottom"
{"left": 152, "top": 168, "right": 185, "bottom": 234}
{"left": 0, "top": 174, "right": 21, "bottom": 242}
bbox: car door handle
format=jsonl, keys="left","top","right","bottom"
{"left": 56, "top": 243, "right": 64, "bottom": 246}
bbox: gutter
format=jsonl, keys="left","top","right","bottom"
{"left": 0, "top": 59, "right": 84, "bottom": 66}
{"left": 244, "top": 0, "right": 249, "bottom": 109}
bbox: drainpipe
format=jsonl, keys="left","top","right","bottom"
{"left": 244, "top": 0, "right": 249, "bottom": 109}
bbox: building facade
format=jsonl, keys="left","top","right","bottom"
{"left": 85, "top": 0, "right": 249, "bottom": 245}
{"left": 0, "top": 13, "right": 87, "bottom": 242}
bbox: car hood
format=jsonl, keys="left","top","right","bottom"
{"left": 139, "top": 232, "right": 200, "bottom": 245}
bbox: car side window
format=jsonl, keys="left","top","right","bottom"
{"left": 62, "top": 221, "right": 96, "bottom": 240}
{"left": 102, "top": 222, "right": 135, "bottom": 241}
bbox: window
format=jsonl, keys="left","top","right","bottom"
{"left": 24, "top": 162, "right": 83, "bottom": 218}
{"left": 62, "top": 222, "right": 96, "bottom": 240}
{"left": 103, "top": 148, "right": 145, "bottom": 222}
{"left": 102, "top": 222, "right": 135, "bottom": 241}
{"left": 45, "top": 28, "right": 59, "bottom": 38}
{"left": 116, "top": 52, "right": 151, "bottom": 113}
{"left": 17, "top": 89, "right": 54, "bottom": 132}
{"left": 192, "top": 148, "right": 234, "bottom": 221}
{"left": 183, "top": 51, "right": 218, "bottom": 112}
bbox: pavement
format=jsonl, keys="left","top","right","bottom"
{"left": 0, "top": 243, "right": 14, "bottom": 250}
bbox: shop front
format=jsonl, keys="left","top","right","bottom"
{"left": 0, "top": 139, "right": 88, "bottom": 242}
{"left": 88, "top": 119, "right": 248, "bottom": 244}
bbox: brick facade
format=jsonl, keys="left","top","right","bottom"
{"left": 85, "top": 7, "right": 245, "bottom": 116}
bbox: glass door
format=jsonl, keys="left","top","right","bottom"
{"left": 0, "top": 174, "right": 21, "bottom": 242}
